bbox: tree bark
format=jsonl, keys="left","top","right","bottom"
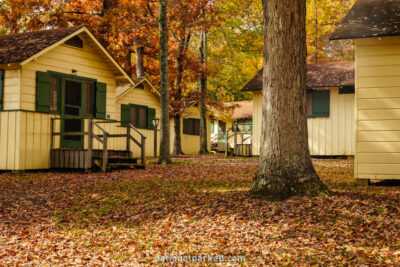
{"left": 135, "top": 46, "right": 145, "bottom": 78}
{"left": 158, "top": 0, "right": 171, "bottom": 164}
{"left": 199, "top": 28, "right": 208, "bottom": 154}
{"left": 249, "top": 0, "right": 329, "bottom": 200}
{"left": 172, "top": 115, "right": 184, "bottom": 155}
{"left": 172, "top": 33, "right": 186, "bottom": 155}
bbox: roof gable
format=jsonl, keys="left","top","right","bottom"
{"left": 331, "top": 0, "right": 400, "bottom": 40}
{"left": 116, "top": 77, "right": 160, "bottom": 100}
{"left": 241, "top": 61, "right": 355, "bottom": 92}
{"left": 0, "top": 26, "right": 84, "bottom": 64}
{"left": 0, "top": 26, "right": 134, "bottom": 84}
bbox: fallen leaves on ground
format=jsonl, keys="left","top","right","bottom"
{"left": 0, "top": 155, "right": 399, "bottom": 265}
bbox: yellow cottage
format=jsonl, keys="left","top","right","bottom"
{"left": 169, "top": 104, "right": 212, "bottom": 155}
{"left": 116, "top": 83, "right": 212, "bottom": 156}
{"left": 0, "top": 26, "right": 152, "bottom": 171}
{"left": 241, "top": 61, "right": 355, "bottom": 157}
{"left": 331, "top": 0, "right": 400, "bottom": 181}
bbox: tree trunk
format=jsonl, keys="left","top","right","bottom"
{"left": 249, "top": 0, "right": 329, "bottom": 200}
{"left": 173, "top": 115, "right": 184, "bottom": 155}
{"left": 125, "top": 50, "right": 132, "bottom": 69}
{"left": 158, "top": 0, "right": 171, "bottom": 164}
{"left": 172, "top": 34, "right": 186, "bottom": 155}
{"left": 199, "top": 29, "right": 208, "bottom": 154}
{"left": 135, "top": 46, "right": 145, "bottom": 78}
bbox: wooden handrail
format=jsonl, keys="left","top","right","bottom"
{"left": 50, "top": 118, "right": 147, "bottom": 171}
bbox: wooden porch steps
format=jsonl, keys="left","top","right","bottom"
{"left": 51, "top": 149, "right": 144, "bottom": 171}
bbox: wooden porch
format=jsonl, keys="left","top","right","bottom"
{"left": 50, "top": 118, "right": 146, "bottom": 171}
{"left": 224, "top": 126, "right": 252, "bottom": 157}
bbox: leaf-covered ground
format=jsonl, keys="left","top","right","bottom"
{"left": 0, "top": 155, "right": 399, "bottom": 265}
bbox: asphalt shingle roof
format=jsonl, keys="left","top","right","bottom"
{"left": 0, "top": 26, "right": 84, "bottom": 64}
{"left": 331, "top": 0, "right": 400, "bottom": 40}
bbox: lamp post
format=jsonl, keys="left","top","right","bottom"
{"left": 152, "top": 118, "right": 160, "bottom": 157}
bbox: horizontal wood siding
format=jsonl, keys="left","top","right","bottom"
{"left": 170, "top": 106, "right": 211, "bottom": 155}
{"left": 355, "top": 36, "right": 400, "bottom": 180}
{"left": 20, "top": 33, "right": 117, "bottom": 119}
{"left": 115, "top": 84, "right": 162, "bottom": 157}
{"left": 2, "top": 69, "right": 21, "bottom": 110}
{"left": 252, "top": 89, "right": 355, "bottom": 156}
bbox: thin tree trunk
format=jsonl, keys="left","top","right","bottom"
{"left": 199, "top": 28, "right": 208, "bottom": 154}
{"left": 173, "top": 115, "right": 184, "bottom": 155}
{"left": 249, "top": 0, "right": 329, "bottom": 200}
{"left": 158, "top": 0, "right": 171, "bottom": 164}
{"left": 172, "top": 34, "right": 186, "bottom": 155}
{"left": 135, "top": 46, "right": 145, "bottom": 78}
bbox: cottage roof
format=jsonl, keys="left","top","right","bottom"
{"left": 241, "top": 61, "right": 355, "bottom": 92}
{"left": 0, "top": 26, "right": 84, "bottom": 64}
{"left": 330, "top": 0, "right": 400, "bottom": 40}
{"left": 0, "top": 26, "right": 135, "bottom": 85}
{"left": 224, "top": 101, "right": 253, "bottom": 120}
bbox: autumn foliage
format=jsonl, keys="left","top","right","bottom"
{"left": 0, "top": 156, "right": 399, "bottom": 265}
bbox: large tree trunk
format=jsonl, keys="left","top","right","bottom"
{"left": 249, "top": 0, "right": 329, "bottom": 200}
{"left": 158, "top": 0, "right": 171, "bottom": 164}
{"left": 199, "top": 29, "right": 208, "bottom": 154}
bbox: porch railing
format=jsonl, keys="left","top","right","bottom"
{"left": 50, "top": 118, "right": 146, "bottom": 172}
{"left": 224, "top": 127, "right": 252, "bottom": 157}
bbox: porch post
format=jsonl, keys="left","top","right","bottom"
{"left": 86, "top": 119, "right": 93, "bottom": 171}
{"left": 50, "top": 118, "right": 54, "bottom": 168}
{"left": 102, "top": 133, "right": 108, "bottom": 172}
{"left": 141, "top": 135, "right": 146, "bottom": 167}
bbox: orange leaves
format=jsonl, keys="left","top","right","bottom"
{"left": 0, "top": 156, "right": 400, "bottom": 265}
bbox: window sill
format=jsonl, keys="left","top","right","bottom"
{"left": 307, "top": 115, "right": 330, "bottom": 119}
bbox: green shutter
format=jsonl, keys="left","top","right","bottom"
{"left": 0, "top": 70, "right": 3, "bottom": 110}
{"left": 36, "top": 71, "right": 51, "bottom": 113}
{"left": 121, "top": 104, "right": 130, "bottom": 127}
{"left": 249, "top": 120, "right": 252, "bottom": 131}
{"left": 211, "top": 121, "right": 214, "bottom": 132}
{"left": 183, "top": 118, "right": 190, "bottom": 134}
{"left": 312, "top": 90, "right": 330, "bottom": 117}
{"left": 95, "top": 82, "right": 107, "bottom": 119}
{"left": 147, "top": 108, "right": 156, "bottom": 130}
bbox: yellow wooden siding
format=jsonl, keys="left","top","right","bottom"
{"left": 252, "top": 89, "right": 355, "bottom": 156}
{"left": 308, "top": 88, "right": 355, "bottom": 156}
{"left": 115, "top": 84, "right": 162, "bottom": 157}
{"left": 170, "top": 106, "right": 211, "bottom": 155}
{"left": 355, "top": 36, "right": 400, "bottom": 180}
{"left": 2, "top": 69, "right": 21, "bottom": 110}
{"left": 0, "top": 112, "right": 19, "bottom": 170}
{"left": 252, "top": 92, "right": 263, "bottom": 155}
{"left": 20, "top": 33, "right": 117, "bottom": 118}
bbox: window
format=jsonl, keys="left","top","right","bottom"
{"left": 234, "top": 119, "right": 253, "bottom": 132}
{"left": 183, "top": 118, "right": 200, "bottom": 136}
{"left": 307, "top": 90, "right": 330, "bottom": 118}
{"left": 36, "top": 71, "right": 105, "bottom": 118}
{"left": 121, "top": 104, "right": 156, "bottom": 129}
{"left": 84, "top": 81, "right": 94, "bottom": 116}
{"left": 65, "top": 36, "right": 83, "bottom": 48}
